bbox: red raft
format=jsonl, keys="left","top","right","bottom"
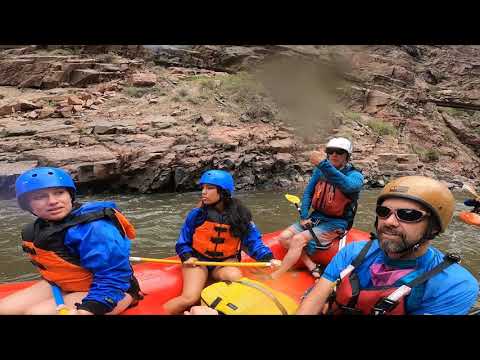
{"left": 459, "top": 211, "right": 480, "bottom": 228}
{"left": 0, "top": 228, "right": 370, "bottom": 314}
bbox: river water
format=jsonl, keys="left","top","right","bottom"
{"left": 0, "top": 189, "right": 479, "bottom": 286}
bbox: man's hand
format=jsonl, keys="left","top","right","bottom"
{"left": 300, "top": 219, "right": 313, "bottom": 229}
{"left": 310, "top": 151, "right": 324, "bottom": 167}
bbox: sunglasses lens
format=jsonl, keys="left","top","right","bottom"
{"left": 396, "top": 209, "right": 424, "bottom": 222}
{"left": 376, "top": 206, "right": 391, "bottom": 218}
{"left": 326, "top": 148, "right": 346, "bottom": 155}
{"left": 376, "top": 206, "right": 426, "bottom": 222}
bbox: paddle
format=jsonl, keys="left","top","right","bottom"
{"left": 462, "top": 183, "right": 480, "bottom": 201}
{"left": 284, "top": 194, "right": 326, "bottom": 249}
{"left": 129, "top": 257, "right": 278, "bottom": 268}
{"left": 50, "top": 284, "right": 69, "bottom": 315}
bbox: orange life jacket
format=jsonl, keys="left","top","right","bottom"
{"left": 328, "top": 240, "right": 459, "bottom": 315}
{"left": 311, "top": 180, "right": 352, "bottom": 217}
{"left": 192, "top": 208, "right": 241, "bottom": 259}
{"left": 21, "top": 206, "right": 135, "bottom": 292}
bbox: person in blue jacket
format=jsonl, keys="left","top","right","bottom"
{"left": 163, "top": 169, "right": 281, "bottom": 315}
{"left": 271, "top": 137, "right": 364, "bottom": 280}
{"left": 0, "top": 167, "right": 142, "bottom": 315}
{"left": 297, "top": 176, "right": 479, "bottom": 315}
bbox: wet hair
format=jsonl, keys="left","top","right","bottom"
{"left": 219, "top": 188, "right": 253, "bottom": 240}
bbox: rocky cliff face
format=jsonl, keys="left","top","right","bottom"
{"left": 1, "top": 45, "right": 479, "bottom": 199}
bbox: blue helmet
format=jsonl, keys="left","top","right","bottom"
{"left": 15, "top": 167, "right": 76, "bottom": 210}
{"left": 198, "top": 170, "right": 235, "bottom": 196}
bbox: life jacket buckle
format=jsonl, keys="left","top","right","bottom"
{"left": 210, "top": 236, "right": 225, "bottom": 244}
{"left": 339, "top": 306, "right": 363, "bottom": 315}
{"left": 205, "top": 250, "right": 224, "bottom": 258}
{"left": 372, "top": 297, "right": 398, "bottom": 315}
{"left": 445, "top": 253, "right": 461, "bottom": 263}
{"left": 313, "top": 242, "right": 333, "bottom": 251}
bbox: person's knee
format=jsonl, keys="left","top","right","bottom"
{"left": 221, "top": 269, "right": 242, "bottom": 281}
{"left": 278, "top": 235, "right": 291, "bottom": 248}
{"left": 0, "top": 300, "right": 26, "bottom": 315}
{"left": 25, "top": 304, "right": 54, "bottom": 315}
{"left": 179, "top": 293, "right": 201, "bottom": 306}
{"left": 291, "top": 234, "right": 307, "bottom": 249}
{"left": 0, "top": 302, "right": 13, "bottom": 315}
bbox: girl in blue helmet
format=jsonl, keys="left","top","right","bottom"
{"left": 0, "top": 167, "right": 142, "bottom": 315}
{"left": 164, "top": 169, "right": 280, "bottom": 314}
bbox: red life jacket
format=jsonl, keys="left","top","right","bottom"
{"left": 311, "top": 180, "right": 352, "bottom": 217}
{"left": 21, "top": 206, "right": 135, "bottom": 292}
{"left": 329, "top": 239, "right": 460, "bottom": 315}
{"left": 192, "top": 208, "right": 242, "bottom": 259}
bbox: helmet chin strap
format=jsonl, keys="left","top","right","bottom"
{"left": 392, "top": 236, "right": 427, "bottom": 256}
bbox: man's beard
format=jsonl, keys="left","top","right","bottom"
{"left": 377, "top": 224, "right": 410, "bottom": 255}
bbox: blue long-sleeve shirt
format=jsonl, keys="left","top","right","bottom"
{"left": 64, "top": 202, "right": 133, "bottom": 312}
{"left": 300, "top": 160, "right": 364, "bottom": 228}
{"left": 176, "top": 207, "right": 274, "bottom": 262}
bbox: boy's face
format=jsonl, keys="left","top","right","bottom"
{"left": 27, "top": 187, "right": 73, "bottom": 221}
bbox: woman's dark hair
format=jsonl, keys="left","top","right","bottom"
{"left": 219, "top": 189, "right": 252, "bottom": 240}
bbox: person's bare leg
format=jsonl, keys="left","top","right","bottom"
{"left": 163, "top": 265, "right": 209, "bottom": 315}
{"left": 212, "top": 258, "right": 242, "bottom": 282}
{"left": 0, "top": 280, "right": 53, "bottom": 315}
{"left": 276, "top": 226, "right": 298, "bottom": 249}
{"left": 26, "top": 289, "right": 134, "bottom": 315}
{"left": 270, "top": 231, "right": 312, "bottom": 280}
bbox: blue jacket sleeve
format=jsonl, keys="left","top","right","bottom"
{"left": 65, "top": 219, "right": 132, "bottom": 312}
{"left": 175, "top": 208, "right": 204, "bottom": 261}
{"left": 317, "top": 160, "right": 364, "bottom": 194}
{"left": 300, "top": 168, "right": 322, "bottom": 219}
{"left": 241, "top": 222, "right": 274, "bottom": 262}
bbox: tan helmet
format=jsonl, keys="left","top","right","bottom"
{"left": 377, "top": 176, "right": 455, "bottom": 233}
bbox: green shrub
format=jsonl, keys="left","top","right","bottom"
{"left": 124, "top": 87, "right": 151, "bottom": 98}
{"left": 344, "top": 111, "right": 362, "bottom": 123}
{"left": 366, "top": 119, "right": 397, "bottom": 136}
{"left": 412, "top": 145, "right": 440, "bottom": 162}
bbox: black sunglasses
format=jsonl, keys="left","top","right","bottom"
{"left": 326, "top": 148, "right": 347, "bottom": 156}
{"left": 376, "top": 205, "right": 430, "bottom": 223}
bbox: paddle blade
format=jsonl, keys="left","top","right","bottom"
{"left": 285, "top": 194, "right": 301, "bottom": 205}
{"left": 462, "top": 183, "right": 480, "bottom": 200}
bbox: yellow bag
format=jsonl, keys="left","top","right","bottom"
{"left": 200, "top": 277, "right": 298, "bottom": 315}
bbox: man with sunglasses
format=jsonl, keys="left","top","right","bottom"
{"left": 271, "top": 137, "right": 364, "bottom": 280}
{"left": 297, "top": 176, "right": 479, "bottom": 315}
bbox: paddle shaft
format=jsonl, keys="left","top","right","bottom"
{"left": 50, "top": 284, "right": 69, "bottom": 315}
{"left": 129, "top": 257, "right": 272, "bottom": 267}
{"left": 290, "top": 202, "right": 322, "bottom": 245}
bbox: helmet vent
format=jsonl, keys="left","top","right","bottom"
{"left": 48, "top": 171, "right": 53, "bottom": 175}
{"left": 31, "top": 174, "right": 37, "bottom": 177}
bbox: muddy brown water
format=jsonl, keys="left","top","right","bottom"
{"left": 1, "top": 190, "right": 479, "bottom": 288}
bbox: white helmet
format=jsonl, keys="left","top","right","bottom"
{"left": 325, "top": 137, "right": 353, "bottom": 155}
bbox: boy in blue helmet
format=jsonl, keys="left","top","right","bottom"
{"left": 0, "top": 167, "right": 142, "bottom": 315}
{"left": 164, "top": 169, "right": 281, "bottom": 314}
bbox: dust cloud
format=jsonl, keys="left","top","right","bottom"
{"left": 252, "top": 52, "right": 351, "bottom": 142}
